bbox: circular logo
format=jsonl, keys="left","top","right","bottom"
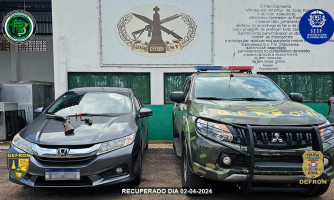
{"left": 1, "top": 10, "right": 36, "bottom": 44}
{"left": 115, "top": 4, "right": 198, "bottom": 57}
{"left": 299, "top": 9, "right": 334, "bottom": 45}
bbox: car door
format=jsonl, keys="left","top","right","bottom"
{"left": 134, "top": 93, "right": 147, "bottom": 151}
{"left": 175, "top": 78, "right": 191, "bottom": 135}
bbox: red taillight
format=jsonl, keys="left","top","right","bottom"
{"left": 228, "top": 66, "right": 254, "bottom": 71}
{"left": 328, "top": 100, "right": 332, "bottom": 115}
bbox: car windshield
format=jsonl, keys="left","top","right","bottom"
{"left": 194, "top": 76, "right": 287, "bottom": 100}
{"left": 47, "top": 92, "right": 132, "bottom": 115}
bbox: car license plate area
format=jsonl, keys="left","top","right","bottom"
{"left": 45, "top": 169, "right": 80, "bottom": 181}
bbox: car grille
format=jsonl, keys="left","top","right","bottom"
{"left": 34, "top": 155, "right": 96, "bottom": 165}
{"left": 231, "top": 126, "right": 313, "bottom": 149}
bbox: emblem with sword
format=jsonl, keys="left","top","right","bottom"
{"left": 131, "top": 6, "right": 183, "bottom": 53}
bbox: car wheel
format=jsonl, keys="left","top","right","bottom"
{"left": 132, "top": 152, "right": 142, "bottom": 185}
{"left": 307, "top": 180, "right": 331, "bottom": 196}
{"left": 181, "top": 139, "right": 205, "bottom": 189}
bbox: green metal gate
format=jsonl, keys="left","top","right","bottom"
{"left": 68, "top": 73, "right": 151, "bottom": 104}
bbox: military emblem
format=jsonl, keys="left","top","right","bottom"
{"left": 1, "top": 10, "right": 36, "bottom": 44}
{"left": 308, "top": 10, "right": 326, "bottom": 28}
{"left": 7, "top": 153, "right": 30, "bottom": 180}
{"left": 116, "top": 4, "right": 198, "bottom": 57}
{"left": 302, "top": 151, "right": 324, "bottom": 179}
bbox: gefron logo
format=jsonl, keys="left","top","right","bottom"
{"left": 57, "top": 148, "right": 70, "bottom": 157}
{"left": 116, "top": 4, "right": 198, "bottom": 57}
{"left": 1, "top": 10, "right": 36, "bottom": 44}
{"left": 7, "top": 153, "right": 30, "bottom": 180}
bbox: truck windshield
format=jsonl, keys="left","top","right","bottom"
{"left": 195, "top": 76, "right": 287, "bottom": 101}
{"left": 47, "top": 92, "right": 132, "bottom": 115}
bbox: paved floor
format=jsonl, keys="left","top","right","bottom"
{"left": 0, "top": 145, "right": 333, "bottom": 200}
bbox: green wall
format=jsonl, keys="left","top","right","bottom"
{"left": 145, "top": 103, "right": 329, "bottom": 140}
{"left": 304, "top": 103, "right": 328, "bottom": 118}
{"left": 145, "top": 105, "right": 174, "bottom": 140}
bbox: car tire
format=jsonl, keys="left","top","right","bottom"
{"left": 132, "top": 152, "right": 142, "bottom": 185}
{"left": 307, "top": 180, "right": 331, "bottom": 196}
{"left": 181, "top": 139, "right": 205, "bottom": 189}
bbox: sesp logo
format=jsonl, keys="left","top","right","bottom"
{"left": 1, "top": 10, "right": 36, "bottom": 44}
{"left": 299, "top": 9, "right": 334, "bottom": 45}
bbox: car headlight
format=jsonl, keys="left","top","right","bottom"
{"left": 97, "top": 133, "right": 135, "bottom": 155}
{"left": 195, "top": 118, "right": 233, "bottom": 142}
{"left": 320, "top": 120, "right": 334, "bottom": 144}
{"left": 12, "top": 134, "right": 33, "bottom": 154}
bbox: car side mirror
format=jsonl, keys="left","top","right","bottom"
{"left": 139, "top": 108, "right": 153, "bottom": 118}
{"left": 170, "top": 91, "right": 185, "bottom": 103}
{"left": 289, "top": 93, "right": 303, "bottom": 103}
{"left": 34, "top": 107, "right": 44, "bottom": 115}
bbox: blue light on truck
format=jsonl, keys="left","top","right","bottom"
{"left": 194, "top": 66, "right": 222, "bottom": 71}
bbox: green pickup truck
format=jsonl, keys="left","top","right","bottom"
{"left": 170, "top": 66, "right": 334, "bottom": 196}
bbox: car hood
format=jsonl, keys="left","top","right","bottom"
{"left": 20, "top": 114, "right": 137, "bottom": 145}
{"left": 189, "top": 99, "right": 327, "bottom": 125}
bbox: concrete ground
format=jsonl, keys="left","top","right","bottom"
{"left": 0, "top": 144, "right": 334, "bottom": 200}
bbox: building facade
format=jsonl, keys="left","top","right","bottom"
{"left": 21, "top": 0, "right": 334, "bottom": 139}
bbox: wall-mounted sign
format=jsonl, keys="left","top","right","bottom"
{"left": 115, "top": 4, "right": 198, "bottom": 57}
{"left": 299, "top": 9, "right": 334, "bottom": 45}
{"left": 101, "top": 0, "right": 212, "bottom": 65}
{"left": 1, "top": 10, "right": 36, "bottom": 44}
{"left": 215, "top": 0, "right": 334, "bottom": 72}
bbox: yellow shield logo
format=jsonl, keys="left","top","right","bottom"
{"left": 302, "top": 151, "right": 324, "bottom": 179}
{"left": 7, "top": 153, "right": 30, "bottom": 180}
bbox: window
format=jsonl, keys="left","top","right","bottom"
{"left": 164, "top": 73, "right": 192, "bottom": 104}
{"left": 259, "top": 73, "right": 334, "bottom": 103}
{"left": 194, "top": 76, "right": 287, "bottom": 100}
{"left": 47, "top": 92, "right": 132, "bottom": 115}
{"left": 68, "top": 73, "right": 151, "bottom": 104}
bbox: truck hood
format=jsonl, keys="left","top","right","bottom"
{"left": 189, "top": 100, "right": 326, "bottom": 125}
{"left": 20, "top": 114, "right": 137, "bottom": 145}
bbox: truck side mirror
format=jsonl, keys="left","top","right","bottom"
{"left": 289, "top": 93, "right": 303, "bottom": 103}
{"left": 170, "top": 91, "right": 185, "bottom": 103}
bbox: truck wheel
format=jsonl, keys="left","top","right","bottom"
{"left": 132, "top": 152, "right": 142, "bottom": 185}
{"left": 181, "top": 139, "right": 205, "bottom": 189}
{"left": 307, "top": 181, "right": 330, "bottom": 196}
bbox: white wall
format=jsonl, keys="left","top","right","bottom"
{"left": 52, "top": 0, "right": 334, "bottom": 104}
{"left": 0, "top": 49, "right": 11, "bottom": 84}
{"left": 0, "top": 36, "right": 54, "bottom": 84}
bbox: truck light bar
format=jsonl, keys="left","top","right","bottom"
{"left": 227, "top": 66, "right": 254, "bottom": 71}
{"left": 194, "top": 66, "right": 222, "bottom": 71}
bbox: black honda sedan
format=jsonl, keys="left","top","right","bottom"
{"left": 8, "top": 87, "right": 152, "bottom": 187}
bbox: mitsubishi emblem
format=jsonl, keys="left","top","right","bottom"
{"left": 271, "top": 133, "right": 284, "bottom": 144}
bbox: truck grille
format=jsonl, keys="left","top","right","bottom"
{"left": 232, "top": 127, "right": 313, "bottom": 149}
